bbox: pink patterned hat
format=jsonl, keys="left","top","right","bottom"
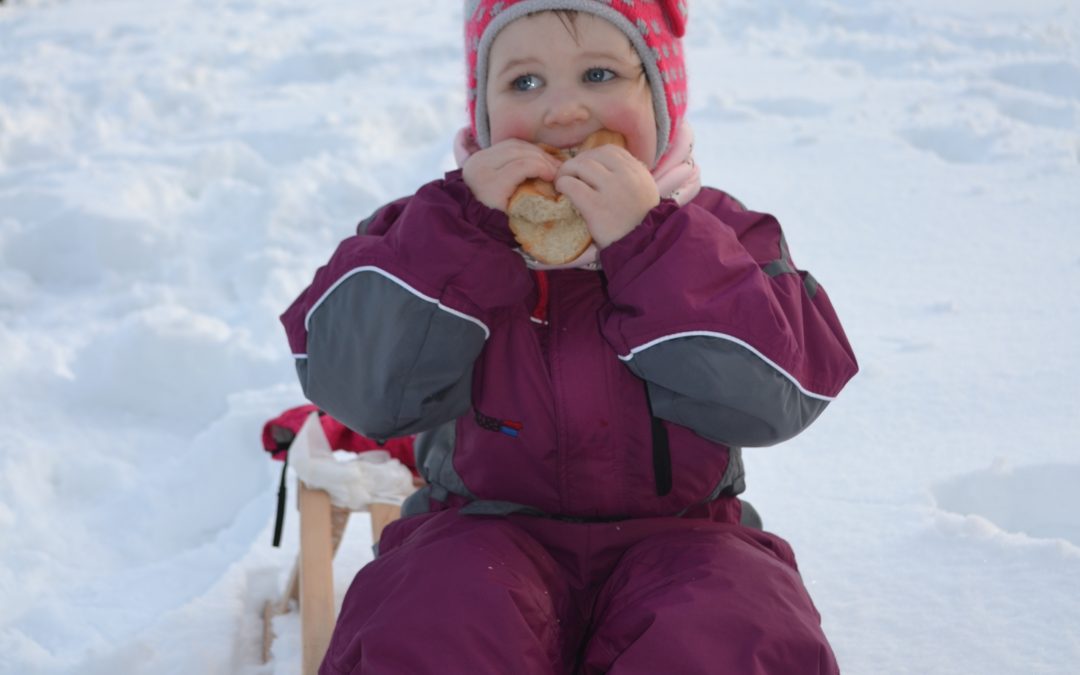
{"left": 464, "top": 0, "right": 690, "bottom": 164}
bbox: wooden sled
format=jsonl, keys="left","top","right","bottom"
{"left": 261, "top": 481, "right": 403, "bottom": 675}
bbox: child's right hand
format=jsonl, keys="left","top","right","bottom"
{"left": 463, "top": 139, "right": 562, "bottom": 212}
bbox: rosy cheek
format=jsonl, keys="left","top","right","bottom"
{"left": 489, "top": 112, "right": 533, "bottom": 145}
{"left": 602, "top": 108, "right": 656, "bottom": 165}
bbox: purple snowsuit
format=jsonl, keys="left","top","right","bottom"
{"left": 281, "top": 170, "right": 858, "bottom": 674}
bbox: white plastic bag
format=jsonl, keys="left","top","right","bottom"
{"left": 289, "top": 411, "right": 415, "bottom": 510}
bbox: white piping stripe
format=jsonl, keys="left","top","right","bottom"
{"left": 294, "top": 354, "right": 308, "bottom": 359}
{"left": 618, "top": 331, "right": 836, "bottom": 402}
{"left": 303, "top": 266, "right": 490, "bottom": 339}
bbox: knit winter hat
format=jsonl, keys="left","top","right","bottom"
{"left": 465, "top": 0, "right": 690, "bottom": 164}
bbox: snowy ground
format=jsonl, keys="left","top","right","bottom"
{"left": 1, "top": 0, "right": 1078, "bottom": 673}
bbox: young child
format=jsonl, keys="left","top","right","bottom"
{"left": 281, "top": 1, "right": 858, "bottom": 672}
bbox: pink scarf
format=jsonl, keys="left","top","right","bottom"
{"left": 453, "top": 122, "right": 702, "bottom": 270}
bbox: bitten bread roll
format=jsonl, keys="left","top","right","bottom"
{"left": 507, "top": 130, "right": 626, "bottom": 265}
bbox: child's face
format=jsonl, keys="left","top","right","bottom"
{"left": 485, "top": 12, "right": 658, "bottom": 167}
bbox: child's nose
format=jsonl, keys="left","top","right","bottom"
{"left": 542, "top": 92, "right": 589, "bottom": 127}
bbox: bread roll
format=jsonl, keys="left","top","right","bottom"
{"left": 507, "top": 130, "right": 626, "bottom": 265}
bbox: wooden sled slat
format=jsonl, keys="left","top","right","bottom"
{"left": 298, "top": 480, "right": 336, "bottom": 675}
{"left": 261, "top": 483, "right": 404, "bottom": 673}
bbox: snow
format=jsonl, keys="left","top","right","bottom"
{"left": 1, "top": 0, "right": 1077, "bottom": 673}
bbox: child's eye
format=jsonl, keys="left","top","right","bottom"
{"left": 583, "top": 68, "right": 616, "bottom": 83}
{"left": 511, "top": 74, "right": 543, "bottom": 92}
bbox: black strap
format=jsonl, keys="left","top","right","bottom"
{"left": 643, "top": 381, "right": 672, "bottom": 496}
{"left": 271, "top": 449, "right": 289, "bottom": 547}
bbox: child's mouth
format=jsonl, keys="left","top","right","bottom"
{"left": 561, "top": 143, "right": 585, "bottom": 158}
{"left": 540, "top": 130, "right": 625, "bottom": 161}
{"left": 538, "top": 141, "right": 585, "bottom": 161}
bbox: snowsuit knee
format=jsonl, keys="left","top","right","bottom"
{"left": 320, "top": 509, "right": 839, "bottom": 674}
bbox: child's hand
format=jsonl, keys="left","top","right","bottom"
{"left": 554, "top": 146, "right": 660, "bottom": 249}
{"left": 463, "top": 140, "right": 562, "bottom": 212}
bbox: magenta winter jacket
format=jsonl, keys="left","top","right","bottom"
{"left": 281, "top": 170, "right": 857, "bottom": 522}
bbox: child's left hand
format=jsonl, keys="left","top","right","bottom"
{"left": 554, "top": 146, "right": 660, "bottom": 249}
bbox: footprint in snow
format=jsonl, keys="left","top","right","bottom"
{"left": 991, "top": 61, "right": 1080, "bottom": 103}
{"left": 931, "top": 462, "right": 1080, "bottom": 548}
{"left": 992, "top": 94, "right": 1077, "bottom": 132}
{"left": 899, "top": 122, "right": 1004, "bottom": 164}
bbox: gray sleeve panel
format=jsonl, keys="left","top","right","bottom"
{"left": 627, "top": 336, "right": 830, "bottom": 447}
{"left": 401, "top": 485, "right": 434, "bottom": 518}
{"left": 413, "top": 420, "right": 475, "bottom": 500}
{"left": 299, "top": 272, "right": 486, "bottom": 440}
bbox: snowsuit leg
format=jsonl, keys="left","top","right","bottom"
{"left": 319, "top": 509, "right": 577, "bottom": 675}
{"left": 580, "top": 525, "right": 839, "bottom": 675}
